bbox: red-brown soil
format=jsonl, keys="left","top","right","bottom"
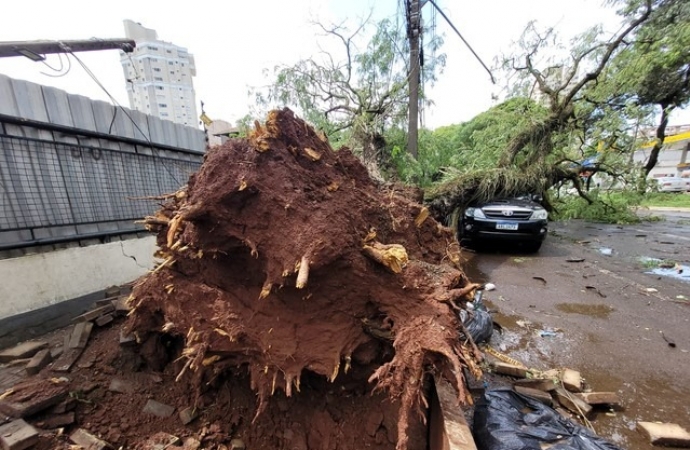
{"left": 2, "top": 109, "right": 481, "bottom": 450}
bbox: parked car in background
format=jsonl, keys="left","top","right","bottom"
{"left": 650, "top": 176, "right": 690, "bottom": 192}
{"left": 458, "top": 194, "right": 548, "bottom": 253}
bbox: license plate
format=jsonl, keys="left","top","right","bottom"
{"left": 496, "top": 223, "right": 518, "bottom": 231}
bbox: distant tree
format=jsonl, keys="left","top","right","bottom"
{"left": 257, "top": 16, "right": 444, "bottom": 175}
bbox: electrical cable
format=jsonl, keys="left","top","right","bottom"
{"left": 39, "top": 53, "right": 72, "bottom": 78}
{"left": 66, "top": 50, "right": 183, "bottom": 185}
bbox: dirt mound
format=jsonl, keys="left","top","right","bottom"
{"left": 129, "top": 108, "right": 481, "bottom": 449}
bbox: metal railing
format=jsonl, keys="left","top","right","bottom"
{"left": 0, "top": 132, "right": 202, "bottom": 249}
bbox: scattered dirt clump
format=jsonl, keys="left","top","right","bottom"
{"left": 129, "top": 108, "right": 482, "bottom": 449}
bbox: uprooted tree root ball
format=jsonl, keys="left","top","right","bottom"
{"left": 129, "top": 108, "right": 482, "bottom": 450}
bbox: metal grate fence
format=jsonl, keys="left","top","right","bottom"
{"left": 0, "top": 133, "right": 202, "bottom": 248}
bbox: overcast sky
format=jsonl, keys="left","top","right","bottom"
{"left": 1, "top": 0, "right": 688, "bottom": 129}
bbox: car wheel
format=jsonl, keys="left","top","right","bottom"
{"left": 524, "top": 241, "right": 542, "bottom": 253}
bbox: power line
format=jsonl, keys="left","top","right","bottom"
{"left": 427, "top": 0, "right": 495, "bottom": 84}
{"left": 67, "top": 50, "right": 184, "bottom": 185}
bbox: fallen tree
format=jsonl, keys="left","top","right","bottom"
{"left": 128, "top": 108, "right": 481, "bottom": 450}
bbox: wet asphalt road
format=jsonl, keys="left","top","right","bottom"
{"left": 464, "top": 211, "right": 690, "bottom": 449}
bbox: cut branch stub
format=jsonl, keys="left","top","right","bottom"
{"left": 362, "top": 242, "right": 408, "bottom": 274}
{"left": 414, "top": 207, "right": 430, "bottom": 228}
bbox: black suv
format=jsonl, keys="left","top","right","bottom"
{"left": 458, "top": 195, "right": 548, "bottom": 252}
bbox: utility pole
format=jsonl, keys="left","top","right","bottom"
{"left": 407, "top": 0, "right": 421, "bottom": 159}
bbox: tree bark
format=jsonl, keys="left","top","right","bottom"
{"left": 644, "top": 103, "right": 673, "bottom": 176}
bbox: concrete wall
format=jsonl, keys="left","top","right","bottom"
{"left": 0, "top": 235, "right": 156, "bottom": 320}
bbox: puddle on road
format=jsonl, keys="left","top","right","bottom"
{"left": 485, "top": 308, "right": 690, "bottom": 450}
{"left": 555, "top": 303, "right": 614, "bottom": 318}
{"left": 640, "top": 257, "right": 690, "bottom": 283}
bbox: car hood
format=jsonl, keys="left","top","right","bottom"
{"left": 475, "top": 198, "right": 543, "bottom": 210}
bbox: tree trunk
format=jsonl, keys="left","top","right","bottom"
{"left": 644, "top": 104, "right": 673, "bottom": 176}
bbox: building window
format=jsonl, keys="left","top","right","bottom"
{"left": 159, "top": 103, "right": 168, "bottom": 108}
{"left": 166, "top": 49, "right": 172, "bottom": 53}
{"left": 148, "top": 46, "right": 158, "bottom": 51}
{"left": 155, "top": 86, "right": 164, "bottom": 90}
{"left": 153, "top": 68, "right": 161, "bottom": 72}
{"left": 168, "top": 61, "right": 173, "bottom": 65}
{"left": 154, "top": 77, "right": 163, "bottom": 81}
{"left": 161, "top": 112, "right": 169, "bottom": 117}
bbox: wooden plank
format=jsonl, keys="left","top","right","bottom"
{"left": 0, "top": 419, "right": 39, "bottom": 450}
{"left": 513, "top": 378, "right": 557, "bottom": 392}
{"left": 554, "top": 387, "right": 594, "bottom": 419}
{"left": 490, "top": 361, "right": 528, "bottom": 378}
{"left": 95, "top": 314, "right": 114, "bottom": 327}
{"left": 72, "top": 304, "right": 115, "bottom": 323}
{"left": 575, "top": 392, "right": 621, "bottom": 406}
{"left": 25, "top": 349, "right": 52, "bottom": 375}
{"left": 514, "top": 386, "right": 553, "bottom": 406}
{"left": 67, "top": 322, "right": 93, "bottom": 349}
{"left": 431, "top": 377, "right": 478, "bottom": 450}
{"left": 0, "top": 341, "right": 48, "bottom": 363}
{"left": 0, "top": 380, "right": 69, "bottom": 418}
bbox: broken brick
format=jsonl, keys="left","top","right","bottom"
{"left": 112, "top": 297, "right": 131, "bottom": 316}
{"left": 0, "top": 419, "right": 39, "bottom": 450}
{"left": 119, "top": 328, "right": 136, "bottom": 347}
{"left": 70, "top": 428, "right": 109, "bottom": 450}
{"left": 637, "top": 422, "right": 690, "bottom": 447}
{"left": 142, "top": 399, "right": 175, "bottom": 418}
{"left": 25, "top": 349, "right": 53, "bottom": 375}
{"left": 141, "top": 432, "right": 181, "bottom": 450}
{"left": 0, "top": 341, "right": 48, "bottom": 364}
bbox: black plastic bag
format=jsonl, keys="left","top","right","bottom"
{"left": 473, "top": 389, "right": 623, "bottom": 450}
{"left": 459, "top": 309, "right": 493, "bottom": 344}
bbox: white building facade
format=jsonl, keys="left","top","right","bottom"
{"left": 119, "top": 20, "right": 198, "bottom": 127}
{"left": 633, "top": 124, "right": 690, "bottom": 178}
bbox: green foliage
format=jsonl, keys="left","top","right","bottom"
{"left": 640, "top": 192, "right": 690, "bottom": 208}
{"left": 551, "top": 190, "right": 643, "bottom": 224}
{"left": 256, "top": 16, "right": 445, "bottom": 163}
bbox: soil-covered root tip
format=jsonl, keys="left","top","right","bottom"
{"left": 362, "top": 242, "right": 408, "bottom": 273}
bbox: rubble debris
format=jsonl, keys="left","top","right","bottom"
{"left": 119, "top": 328, "right": 136, "bottom": 347}
{"left": 230, "top": 439, "right": 246, "bottom": 450}
{"left": 0, "top": 379, "right": 69, "bottom": 418}
{"left": 179, "top": 407, "right": 198, "bottom": 425}
{"left": 637, "top": 422, "right": 690, "bottom": 447}
{"left": 104, "top": 285, "right": 121, "bottom": 298}
{"left": 142, "top": 399, "right": 175, "bottom": 418}
{"left": 0, "top": 341, "right": 48, "bottom": 364}
{"left": 95, "top": 313, "right": 114, "bottom": 327}
{"left": 0, "top": 419, "right": 38, "bottom": 450}
{"left": 182, "top": 437, "right": 201, "bottom": 450}
{"left": 661, "top": 331, "right": 676, "bottom": 348}
{"left": 36, "top": 411, "right": 75, "bottom": 429}
{"left": 141, "top": 432, "right": 181, "bottom": 449}
{"left": 48, "top": 397, "right": 77, "bottom": 415}
{"left": 70, "top": 428, "right": 110, "bottom": 450}
{"left": 575, "top": 392, "right": 621, "bottom": 407}
{"left": 111, "top": 297, "right": 131, "bottom": 316}
{"left": 24, "top": 349, "right": 52, "bottom": 375}
{"left": 67, "top": 322, "right": 93, "bottom": 350}
{"left": 108, "top": 378, "right": 135, "bottom": 394}
{"left": 513, "top": 386, "right": 553, "bottom": 406}
{"left": 125, "top": 108, "right": 481, "bottom": 450}
{"left": 554, "top": 387, "right": 594, "bottom": 419}
{"left": 561, "top": 368, "right": 583, "bottom": 392}
{"left": 566, "top": 257, "right": 585, "bottom": 263}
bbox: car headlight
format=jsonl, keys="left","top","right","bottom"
{"left": 465, "top": 208, "right": 486, "bottom": 219}
{"left": 531, "top": 208, "right": 548, "bottom": 220}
